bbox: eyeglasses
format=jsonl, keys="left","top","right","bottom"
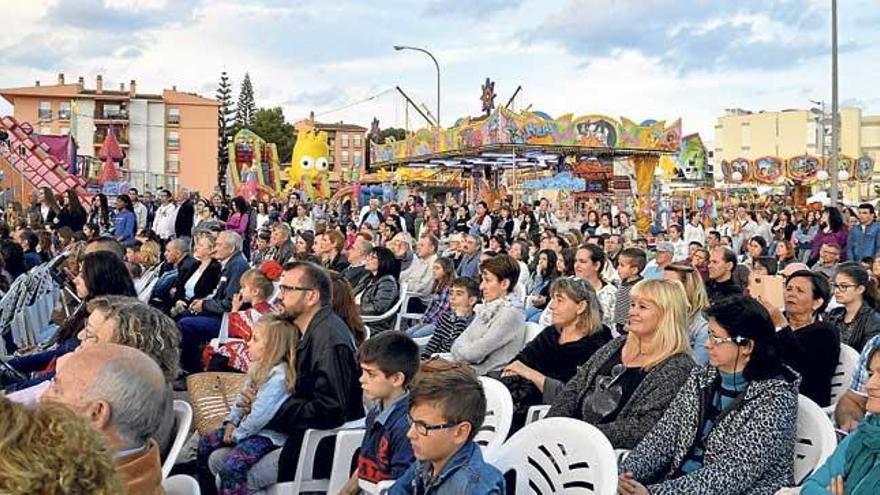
{"left": 831, "top": 283, "right": 858, "bottom": 292}
{"left": 407, "top": 413, "right": 460, "bottom": 436}
{"left": 706, "top": 333, "right": 743, "bottom": 346}
{"left": 278, "top": 284, "right": 314, "bottom": 295}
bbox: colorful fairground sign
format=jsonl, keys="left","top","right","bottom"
{"left": 719, "top": 154, "right": 875, "bottom": 184}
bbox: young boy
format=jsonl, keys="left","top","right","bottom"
{"left": 613, "top": 247, "right": 647, "bottom": 336}
{"left": 390, "top": 364, "right": 505, "bottom": 494}
{"left": 343, "top": 332, "right": 420, "bottom": 493}
{"left": 421, "top": 277, "right": 480, "bottom": 358}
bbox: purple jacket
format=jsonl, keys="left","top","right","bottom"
{"left": 810, "top": 227, "right": 848, "bottom": 261}
{"left": 225, "top": 212, "right": 249, "bottom": 237}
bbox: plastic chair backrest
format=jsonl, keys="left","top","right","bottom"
{"left": 524, "top": 322, "right": 544, "bottom": 344}
{"left": 794, "top": 394, "right": 837, "bottom": 484}
{"left": 488, "top": 417, "right": 618, "bottom": 495}
{"left": 524, "top": 404, "right": 551, "bottom": 426}
{"left": 362, "top": 282, "right": 409, "bottom": 323}
{"left": 829, "top": 344, "right": 860, "bottom": 406}
{"left": 162, "top": 474, "right": 200, "bottom": 495}
{"left": 162, "top": 400, "right": 194, "bottom": 479}
{"left": 475, "top": 376, "right": 514, "bottom": 455}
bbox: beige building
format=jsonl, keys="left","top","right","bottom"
{"left": 0, "top": 73, "right": 219, "bottom": 194}
{"left": 714, "top": 107, "right": 880, "bottom": 198}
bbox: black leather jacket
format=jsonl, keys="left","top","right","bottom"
{"left": 827, "top": 303, "right": 880, "bottom": 352}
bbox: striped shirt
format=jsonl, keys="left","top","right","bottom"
{"left": 421, "top": 311, "right": 474, "bottom": 358}
{"left": 614, "top": 276, "right": 642, "bottom": 330}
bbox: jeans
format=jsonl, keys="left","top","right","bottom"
{"left": 178, "top": 315, "right": 222, "bottom": 373}
{"left": 406, "top": 323, "right": 436, "bottom": 339}
{"left": 198, "top": 428, "right": 278, "bottom": 495}
{"left": 525, "top": 306, "right": 543, "bottom": 323}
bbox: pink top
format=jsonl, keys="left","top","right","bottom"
{"left": 225, "top": 212, "right": 249, "bottom": 237}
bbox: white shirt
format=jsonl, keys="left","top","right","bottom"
{"left": 401, "top": 253, "right": 436, "bottom": 301}
{"left": 132, "top": 202, "right": 148, "bottom": 231}
{"left": 684, "top": 223, "right": 706, "bottom": 246}
{"left": 154, "top": 203, "right": 178, "bottom": 240}
{"left": 671, "top": 239, "right": 689, "bottom": 262}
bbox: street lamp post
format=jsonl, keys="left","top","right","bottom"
{"left": 830, "top": 0, "right": 840, "bottom": 202}
{"left": 394, "top": 45, "right": 440, "bottom": 129}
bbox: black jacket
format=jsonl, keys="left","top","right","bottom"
{"left": 325, "top": 252, "right": 350, "bottom": 273}
{"left": 174, "top": 199, "right": 195, "bottom": 238}
{"left": 268, "top": 306, "right": 364, "bottom": 480}
{"left": 705, "top": 278, "right": 742, "bottom": 304}
{"left": 342, "top": 264, "right": 369, "bottom": 292}
{"left": 827, "top": 303, "right": 880, "bottom": 352}
{"left": 359, "top": 274, "right": 399, "bottom": 333}
{"left": 271, "top": 240, "right": 295, "bottom": 265}
{"left": 172, "top": 256, "right": 220, "bottom": 304}
{"left": 201, "top": 253, "right": 248, "bottom": 315}
{"left": 55, "top": 206, "right": 86, "bottom": 232}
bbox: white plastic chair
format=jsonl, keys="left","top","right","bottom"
{"left": 394, "top": 288, "right": 424, "bottom": 332}
{"left": 794, "top": 394, "right": 837, "bottom": 484}
{"left": 476, "top": 376, "right": 514, "bottom": 455}
{"left": 363, "top": 283, "right": 409, "bottom": 326}
{"left": 327, "top": 428, "right": 366, "bottom": 494}
{"left": 524, "top": 404, "right": 551, "bottom": 426}
{"left": 524, "top": 322, "right": 544, "bottom": 344}
{"left": 488, "top": 417, "right": 618, "bottom": 495}
{"left": 162, "top": 400, "right": 194, "bottom": 479}
{"left": 266, "top": 418, "right": 366, "bottom": 494}
{"left": 824, "top": 344, "right": 860, "bottom": 415}
{"left": 163, "top": 474, "right": 200, "bottom": 495}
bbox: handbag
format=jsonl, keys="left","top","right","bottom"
{"left": 186, "top": 372, "right": 248, "bottom": 435}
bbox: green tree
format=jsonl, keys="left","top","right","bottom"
{"left": 216, "top": 71, "right": 235, "bottom": 193}
{"left": 250, "top": 107, "right": 295, "bottom": 163}
{"left": 235, "top": 72, "right": 256, "bottom": 130}
{"left": 379, "top": 127, "right": 406, "bottom": 144}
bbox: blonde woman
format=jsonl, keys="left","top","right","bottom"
{"left": 548, "top": 279, "right": 695, "bottom": 449}
{"left": 0, "top": 398, "right": 121, "bottom": 495}
{"left": 663, "top": 264, "right": 711, "bottom": 364}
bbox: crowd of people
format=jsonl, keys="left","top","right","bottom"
{"left": 1, "top": 186, "right": 880, "bottom": 495}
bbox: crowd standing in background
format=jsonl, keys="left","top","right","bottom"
{"left": 2, "top": 186, "right": 880, "bottom": 494}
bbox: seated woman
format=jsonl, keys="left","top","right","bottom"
{"left": 2, "top": 251, "right": 136, "bottom": 392}
{"left": 801, "top": 344, "right": 880, "bottom": 495}
{"left": 170, "top": 232, "right": 221, "bottom": 316}
{"left": 663, "top": 264, "right": 711, "bottom": 364}
{"left": 500, "top": 277, "right": 612, "bottom": 429}
{"left": 759, "top": 269, "right": 840, "bottom": 407}
{"left": 405, "top": 256, "right": 455, "bottom": 338}
{"left": 451, "top": 254, "right": 526, "bottom": 375}
{"left": 524, "top": 249, "right": 559, "bottom": 323}
{"left": 547, "top": 279, "right": 695, "bottom": 449}
{"left": 357, "top": 246, "right": 401, "bottom": 334}
{"left": 827, "top": 262, "right": 880, "bottom": 352}
{"left": 619, "top": 296, "right": 799, "bottom": 495}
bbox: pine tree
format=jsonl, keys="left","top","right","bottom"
{"left": 235, "top": 72, "right": 256, "bottom": 130}
{"left": 216, "top": 71, "right": 235, "bottom": 194}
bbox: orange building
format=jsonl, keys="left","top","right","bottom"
{"left": 0, "top": 73, "right": 219, "bottom": 194}
{"left": 294, "top": 113, "right": 367, "bottom": 183}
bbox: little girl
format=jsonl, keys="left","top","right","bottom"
{"left": 203, "top": 260, "right": 283, "bottom": 372}
{"left": 197, "top": 313, "right": 300, "bottom": 494}
{"left": 405, "top": 257, "right": 455, "bottom": 338}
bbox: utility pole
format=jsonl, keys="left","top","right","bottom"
{"left": 830, "top": 0, "right": 840, "bottom": 202}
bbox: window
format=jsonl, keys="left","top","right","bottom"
{"left": 167, "top": 108, "right": 180, "bottom": 125}
{"left": 341, "top": 150, "right": 350, "bottom": 163}
{"left": 38, "top": 101, "right": 51, "bottom": 120}
{"left": 168, "top": 131, "right": 180, "bottom": 148}
{"left": 354, "top": 154, "right": 363, "bottom": 166}
{"left": 59, "top": 102, "right": 71, "bottom": 120}
{"left": 353, "top": 135, "right": 362, "bottom": 148}
{"left": 103, "top": 104, "right": 122, "bottom": 119}
{"left": 740, "top": 122, "right": 751, "bottom": 147}
{"left": 340, "top": 134, "right": 349, "bottom": 147}
{"left": 167, "top": 153, "right": 180, "bottom": 173}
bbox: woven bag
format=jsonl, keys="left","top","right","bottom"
{"left": 186, "top": 372, "right": 248, "bottom": 435}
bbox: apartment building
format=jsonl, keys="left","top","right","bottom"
{"left": 0, "top": 73, "right": 219, "bottom": 193}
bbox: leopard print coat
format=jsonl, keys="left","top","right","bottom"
{"left": 621, "top": 366, "right": 800, "bottom": 495}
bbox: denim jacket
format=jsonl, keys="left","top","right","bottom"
{"left": 226, "top": 364, "right": 291, "bottom": 446}
{"left": 389, "top": 441, "right": 504, "bottom": 495}
{"left": 847, "top": 222, "right": 880, "bottom": 262}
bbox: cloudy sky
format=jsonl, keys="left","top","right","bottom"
{"left": 1, "top": 0, "right": 878, "bottom": 141}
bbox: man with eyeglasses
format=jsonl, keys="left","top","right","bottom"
{"left": 456, "top": 234, "right": 481, "bottom": 279}
{"left": 813, "top": 242, "right": 841, "bottom": 280}
{"left": 261, "top": 261, "right": 364, "bottom": 487}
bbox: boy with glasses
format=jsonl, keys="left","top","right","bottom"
{"left": 390, "top": 364, "right": 504, "bottom": 494}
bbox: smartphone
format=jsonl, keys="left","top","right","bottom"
{"left": 749, "top": 274, "right": 785, "bottom": 310}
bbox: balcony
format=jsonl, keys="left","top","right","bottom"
{"left": 38, "top": 109, "right": 52, "bottom": 120}
{"left": 93, "top": 130, "right": 129, "bottom": 147}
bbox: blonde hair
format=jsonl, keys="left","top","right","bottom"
{"left": 240, "top": 268, "right": 275, "bottom": 300}
{"left": 0, "top": 398, "right": 121, "bottom": 494}
{"left": 139, "top": 240, "right": 161, "bottom": 270}
{"left": 249, "top": 314, "right": 301, "bottom": 393}
{"left": 626, "top": 279, "right": 690, "bottom": 369}
{"left": 664, "top": 264, "right": 710, "bottom": 320}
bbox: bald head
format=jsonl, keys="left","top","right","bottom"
{"left": 46, "top": 343, "right": 169, "bottom": 449}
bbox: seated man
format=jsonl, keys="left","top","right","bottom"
{"left": 43, "top": 343, "right": 171, "bottom": 495}
{"left": 390, "top": 363, "right": 505, "bottom": 494}
{"left": 835, "top": 334, "right": 880, "bottom": 432}
{"left": 177, "top": 231, "right": 249, "bottom": 373}
{"left": 149, "top": 238, "right": 197, "bottom": 312}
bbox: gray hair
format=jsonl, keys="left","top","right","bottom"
{"left": 84, "top": 345, "right": 169, "bottom": 447}
{"left": 272, "top": 223, "right": 292, "bottom": 239}
{"left": 167, "top": 238, "right": 190, "bottom": 255}
{"left": 354, "top": 239, "right": 373, "bottom": 255}
{"left": 219, "top": 231, "right": 243, "bottom": 252}
{"left": 467, "top": 233, "right": 483, "bottom": 247}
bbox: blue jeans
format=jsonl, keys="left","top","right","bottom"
{"left": 525, "top": 306, "right": 543, "bottom": 323}
{"left": 178, "top": 315, "right": 221, "bottom": 373}
{"left": 406, "top": 323, "right": 436, "bottom": 339}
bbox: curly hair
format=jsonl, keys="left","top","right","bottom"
{"left": 0, "top": 397, "right": 121, "bottom": 494}
{"left": 138, "top": 240, "right": 161, "bottom": 270}
{"left": 86, "top": 296, "right": 181, "bottom": 381}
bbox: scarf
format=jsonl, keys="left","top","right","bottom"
{"left": 845, "top": 414, "right": 880, "bottom": 495}
{"left": 473, "top": 298, "right": 512, "bottom": 326}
